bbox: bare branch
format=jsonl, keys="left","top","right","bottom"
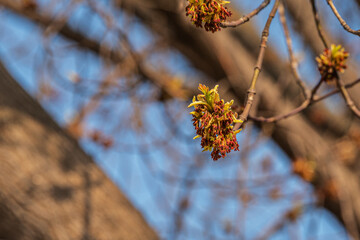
{"left": 336, "top": 75, "right": 360, "bottom": 118}
{"left": 309, "top": 0, "right": 329, "bottom": 48}
{"left": 314, "top": 78, "right": 360, "bottom": 102}
{"left": 326, "top": 0, "right": 360, "bottom": 37}
{"left": 250, "top": 78, "right": 323, "bottom": 123}
{"left": 278, "top": 2, "right": 309, "bottom": 99}
{"left": 0, "top": 0, "right": 191, "bottom": 102}
{"left": 235, "top": 0, "right": 280, "bottom": 129}
{"left": 250, "top": 78, "right": 360, "bottom": 123}
{"left": 220, "top": 0, "right": 271, "bottom": 28}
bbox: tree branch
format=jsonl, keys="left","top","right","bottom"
{"left": 250, "top": 78, "right": 360, "bottom": 122}
{"left": 278, "top": 2, "right": 309, "bottom": 99}
{"left": 309, "top": 0, "right": 329, "bottom": 48}
{"left": 326, "top": 0, "right": 360, "bottom": 37}
{"left": 236, "top": 0, "right": 280, "bottom": 128}
{"left": 336, "top": 75, "right": 360, "bottom": 118}
{"left": 0, "top": 0, "right": 192, "bottom": 102}
{"left": 220, "top": 0, "right": 271, "bottom": 28}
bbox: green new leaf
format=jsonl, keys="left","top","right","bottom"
{"left": 188, "top": 101, "right": 212, "bottom": 109}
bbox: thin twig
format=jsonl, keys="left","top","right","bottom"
{"left": 309, "top": 78, "right": 323, "bottom": 101}
{"left": 250, "top": 78, "right": 323, "bottom": 123}
{"left": 326, "top": 0, "right": 360, "bottom": 37}
{"left": 314, "top": 78, "right": 360, "bottom": 102}
{"left": 220, "top": 0, "right": 271, "bottom": 28}
{"left": 310, "top": 0, "right": 329, "bottom": 48}
{"left": 234, "top": 0, "right": 280, "bottom": 130}
{"left": 336, "top": 74, "right": 360, "bottom": 118}
{"left": 255, "top": 203, "right": 313, "bottom": 240}
{"left": 249, "top": 78, "right": 360, "bottom": 123}
{"left": 250, "top": 101, "right": 308, "bottom": 123}
{"left": 278, "top": 2, "right": 309, "bottom": 99}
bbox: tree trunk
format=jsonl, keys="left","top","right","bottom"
{"left": 0, "top": 62, "right": 158, "bottom": 240}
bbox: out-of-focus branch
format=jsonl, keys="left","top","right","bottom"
{"left": 220, "top": 0, "right": 270, "bottom": 28}
{"left": 309, "top": 0, "right": 329, "bottom": 48}
{"left": 278, "top": 2, "right": 309, "bottom": 99}
{"left": 326, "top": 0, "right": 360, "bottom": 37}
{"left": 255, "top": 204, "right": 306, "bottom": 240}
{"left": 0, "top": 0, "right": 192, "bottom": 102}
{"left": 0, "top": 0, "right": 117, "bottom": 59}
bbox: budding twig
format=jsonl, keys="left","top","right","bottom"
{"left": 326, "top": 0, "right": 360, "bottom": 37}
{"left": 220, "top": 0, "right": 271, "bottom": 28}
{"left": 234, "top": 0, "right": 280, "bottom": 130}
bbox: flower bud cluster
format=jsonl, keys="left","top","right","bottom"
{"left": 185, "top": 0, "right": 232, "bottom": 33}
{"left": 316, "top": 44, "right": 349, "bottom": 81}
{"left": 188, "top": 84, "right": 242, "bottom": 161}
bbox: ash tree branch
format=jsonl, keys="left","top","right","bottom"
{"left": 336, "top": 75, "right": 360, "bottom": 118}
{"left": 250, "top": 78, "right": 360, "bottom": 123}
{"left": 250, "top": 77, "right": 323, "bottom": 123}
{"left": 235, "top": 0, "right": 280, "bottom": 129}
{"left": 310, "top": 0, "right": 329, "bottom": 48}
{"left": 278, "top": 1, "right": 310, "bottom": 99}
{"left": 220, "top": 0, "right": 271, "bottom": 28}
{"left": 326, "top": 0, "right": 360, "bottom": 37}
{"left": 313, "top": 78, "right": 360, "bottom": 102}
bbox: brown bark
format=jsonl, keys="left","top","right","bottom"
{"left": 0, "top": 63, "right": 158, "bottom": 239}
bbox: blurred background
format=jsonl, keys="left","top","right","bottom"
{"left": 0, "top": 0, "right": 360, "bottom": 239}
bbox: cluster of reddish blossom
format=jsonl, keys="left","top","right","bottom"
{"left": 185, "top": 0, "right": 232, "bottom": 32}
{"left": 316, "top": 44, "right": 349, "bottom": 82}
{"left": 89, "top": 130, "right": 113, "bottom": 149}
{"left": 188, "top": 84, "right": 242, "bottom": 161}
